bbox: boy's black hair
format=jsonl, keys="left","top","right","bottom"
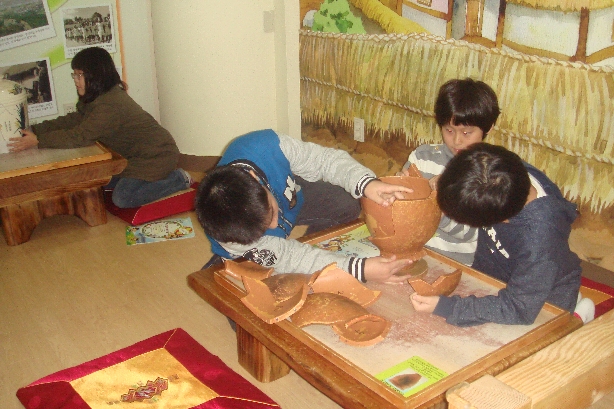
{"left": 195, "top": 165, "right": 271, "bottom": 244}
{"left": 435, "top": 78, "right": 501, "bottom": 136}
{"left": 436, "top": 143, "right": 530, "bottom": 227}
{"left": 71, "top": 47, "right": 124, "bottom": 104}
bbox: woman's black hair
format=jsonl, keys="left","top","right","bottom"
{"left": 71, "top": 47, "right": 125, "bottom": 103}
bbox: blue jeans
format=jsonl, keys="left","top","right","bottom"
{"left": 107, "top": 169, "right": 189, "bottom": 208}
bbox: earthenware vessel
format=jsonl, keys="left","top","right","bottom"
{"left": 361, "top": 176, "right": 441, "bottom": 266}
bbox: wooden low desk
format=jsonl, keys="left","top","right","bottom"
{"left": 188, "top": 221, "right": 582, "bottom": 409}
{"left": 0, "top": 144, "right": 127, "bottom": 245}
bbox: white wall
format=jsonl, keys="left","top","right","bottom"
{"left": 117, "top": 0, "right": 160, "bottom": 120}
{"left": 0, "top": 0, "right": 300, "bottom": 156}
{"left": 148, "top": 0, "right": 300, "bottom": 156}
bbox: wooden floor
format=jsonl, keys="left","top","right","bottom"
{"left": 2, "top": 208, "right": 614, "bottom": 408}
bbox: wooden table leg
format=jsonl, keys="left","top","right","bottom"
{"left": 236, "top": 324, "right": 291, "bottom": 382}
{"left": 0, "top": 187, "right": 107, "bottom": 246}
{"left": 70, "top": 186, "right": 107, "bottom": 226}
{"left": 0, "top": 202, "right": 42, "bottom": 246}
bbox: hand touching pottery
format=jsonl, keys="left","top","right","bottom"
{"left": 364, "top": 179, "right": 413, "bottom": 207}
{"left": 410, "top": 293, "right": 440, "bottom": 313}
{"left": 8, "top": 129, "right": 38, "bottom": 152}
{"left": 364, "top": 255, "right": 413, "bottom": 283}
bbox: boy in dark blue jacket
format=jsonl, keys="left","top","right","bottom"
{"left": 411, "top": 143, "right": 586, "bottom": 326}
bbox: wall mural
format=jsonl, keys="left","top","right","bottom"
{"left": 301, "top": 0, "right": 614, "bottom": 67}
{"left": 298, "top": 0, "right": 614, "bottom": 218}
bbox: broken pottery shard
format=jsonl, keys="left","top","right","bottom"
{"left": 222, "top": 259, "right": 274, "bottom": 281}
{"left": 292, "top": 293, "right": 390, "bottom": 347}
{"left": 241, "top": 275, "right": 309, "bottom": 324}
{"left": 332, "top": 315, "right": 391, "bottom": 347}
{"left": 405, "top": 163, "right": 422, "bottom": 178}
{"left": 262, "top": 274, "right": 312, "bottom": 303}
{"left": 310, "top": 263, "right": 381, "bottom": 307}
{"left": 291, "top": 293, "right": 371, "bottom": 327}
{"left": 408, "top": 268, "right": 462, "bottom": 296}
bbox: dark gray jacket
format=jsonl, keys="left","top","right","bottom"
{"left": 33, "top": 85, "right": 179, "bottom": 181}
{"left": 434, "top": 163, "right": 581, "bottom": 326}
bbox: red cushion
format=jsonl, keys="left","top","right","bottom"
{"left": 104, "top": 184, "right": 197, "bottom": 225}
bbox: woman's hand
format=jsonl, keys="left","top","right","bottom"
{"left": 364, "top": 255, "right": 413, "bottom": 283}
{"left": 410, "top": 293, "right": 440, "bottom": 313}
{"left": 8, "top": 129, "right": 39, "bottom": 152}
{"left": 364, "top": 179, "right": 413, "bottom": 207}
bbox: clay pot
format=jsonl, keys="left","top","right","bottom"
{"left": 361, "top": 176, "right": 441, "bottom": 263}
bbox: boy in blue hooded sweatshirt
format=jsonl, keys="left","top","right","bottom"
{"left": 411, "top": 143, "right": 587, "bottom": 326}
{"left": 195, "top": 129, "right": 415, "bottom": 283}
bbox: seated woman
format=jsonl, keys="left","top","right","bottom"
{"left": 8, "top": 47, "right": 191, "bottom": 208}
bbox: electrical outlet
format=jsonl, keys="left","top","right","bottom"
{"left": 353, "top": 117, "right": 365, "bottom": 142}
{"left": 63, "top": 103, "right": 77, "bottom": 114}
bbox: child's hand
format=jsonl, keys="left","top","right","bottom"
{"left": 410, "top": 293, "right": 440, "bottom": 313}
{"left": 364, "top": 179, "right": 413, "bottom": 207}
{"left": 364, "top": 255, "right": 413, "bottom": 283}
{"left": 8, "top": 129, "right": 39, "bottom": 152}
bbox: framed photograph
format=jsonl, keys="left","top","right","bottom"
{"left": 0, "top": 0, "right": 56, "bottom": 52}
{"left": 1, "top": 57, "right": 57, "bottom": 119}
{"left": 62, "top": 4, "right": 116, "bottom": 59}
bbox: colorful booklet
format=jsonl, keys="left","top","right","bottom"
{"left": 312, "top": 224, "right": 380, "bottom": 258}
{"left": 126, "top": 217, "right": 195, "bottom": 245}
{"left": 376, "top": 356, "right": 448, "bottom": 397}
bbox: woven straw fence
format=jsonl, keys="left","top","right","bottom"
{"left": 300, "top": 30, "right": 614, "bottom": 213}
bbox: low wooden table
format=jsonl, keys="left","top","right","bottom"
{"left": 0, "top": 144, "right": 127, "bottom": 245}
{"left": 188, "top": 221, "right": 582, "bottom": 409}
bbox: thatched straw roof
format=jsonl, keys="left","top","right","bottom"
{"left": 300, "top": 31, "right": 614, "bottom": 212}
{"left": 507, "top": 0, "right": 613, "bottom": 12}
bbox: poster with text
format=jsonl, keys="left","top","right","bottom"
{"left": 0, "top": 0, "right": 56, "bottom": 52}
{"left": 62, "top": 3, "right": 115, "bottom": 59}
{"left": 1, "top": 57, "right": 58, "bottom": 119}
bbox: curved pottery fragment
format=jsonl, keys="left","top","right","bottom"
{"left": 332, "top": 315, "right": 391, "bottom": 347}
{"left": 262, "top": 274, "right": 313, "bottom": 302}
{"left": 310, "top": 263, "right": 381, "bottom": 307}
{"left": 240, "top": 274, "right": 310, "bottom": 324}
{"left": 361, "top": 176, "right": 441, "bottom": 264}
{"left": 291, "top": 293, "right": 371, "bottom": 327}
{"left": 291, "top": 293, "right": 390, "bottom": 347}
{"left": 409, "top": 269, "right": 462, "bottom": 296}
{"left": 222, "top": 259, "right": 274, "bottom": 281}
